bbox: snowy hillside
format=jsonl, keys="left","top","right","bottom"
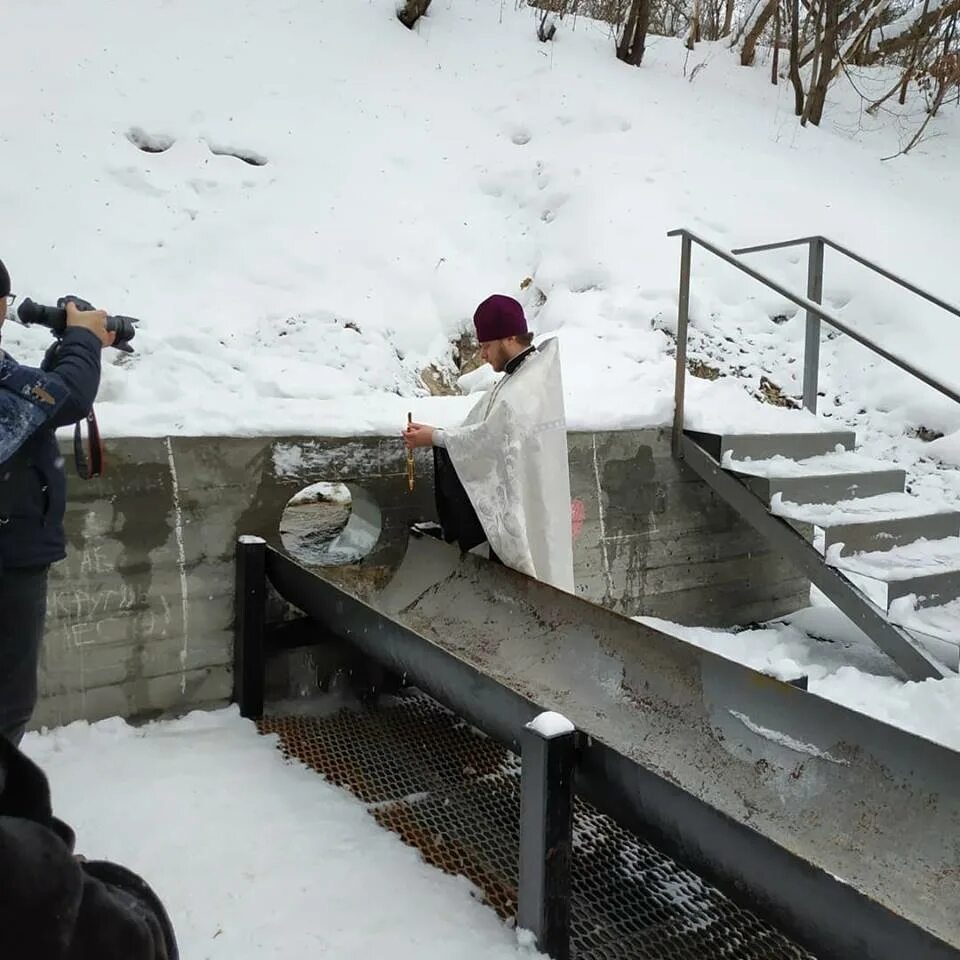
{"left": 2, "top": 0, "right": 957, "bottom": 447}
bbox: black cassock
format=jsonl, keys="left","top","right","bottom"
{"left": 430, "top": 347, "right": 540, "bottom": 563}
{"left": 432, "top": 447, "right": 503, "bottom": 565}
{"left": 433, "top": 446, "right": 485, "bottom": 551}
{"left": 0, "top": 736, "right": 178, "bottom": 960}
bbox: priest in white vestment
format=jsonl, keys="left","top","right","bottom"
{"left": 403, "top": 294, "right": 574, "bottom": 593}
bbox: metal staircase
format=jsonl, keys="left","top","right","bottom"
{"left": 668, "top": 229, "right": 960, "bottom": 681}
{"left": 682, "top": 428, "right": 957, "bottom": 678}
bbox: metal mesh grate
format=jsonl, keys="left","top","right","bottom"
{"left": 260, "top": 694, "right": 815, "bottom": 960}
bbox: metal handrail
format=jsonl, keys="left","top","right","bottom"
{"left": 667, "top": 227, "right": 960, "bottom": 458}
{"left": 732, "top": 235, "right": 960, "bottom": 322}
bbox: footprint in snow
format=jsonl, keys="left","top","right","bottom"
{"left": 540, "top": 191, "right": 570, "bottom": 222}
{"left": 126, "top": 127, "right": 174, "bottom": 154}
{"left": 205, "top": 141, "right": 269, "bottom": 166}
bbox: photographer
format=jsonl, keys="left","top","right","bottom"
{"left": 0, "top": 257, "right": 115, "bottom": 745}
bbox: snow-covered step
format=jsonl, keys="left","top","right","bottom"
{"left": 891, "top": 596, "right": 960, "bottom": 641}
{"left": 725, "top": 451, "right": 905, "bottom": 505}
{"left": 905, "top": 627, "right": 960, "bottom": 671}
{"left": 687, "top": 430, "right": 856, "bottom": 464}
{"left": 723, "top": 450, "right": 897, "bottom": 478}
{"left": 746, "top": 472, "right": 906, "bottom": 506}
{"left": 887, "top": 598, "right": 960, "bottom": 670}
{"left": 773, "top": 492, "right": 960, "bottom": 556}
{"left": 830, "top": 537, "right": 960, "bottom": 610}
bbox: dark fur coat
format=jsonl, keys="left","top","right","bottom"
{"left": 0, "top": 736, "right": 178, "bottom": 960}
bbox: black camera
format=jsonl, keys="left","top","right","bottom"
{"left": 17, "top": 296, "right": 138, "bottom": 353}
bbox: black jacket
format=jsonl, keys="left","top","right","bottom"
{"left": 0, "top": 735, "right": 178, "bottom": 960}
{"left": 0, "top": 328, "right": 102, "bottom": 570}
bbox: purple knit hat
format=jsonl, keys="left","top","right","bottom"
{"left": 473, "top": 294, "right": 528, "bottom": 343}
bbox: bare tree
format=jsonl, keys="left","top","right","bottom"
{"left": 686, "top": 0, "right": 702, "bottom": 46}
{"left": 649, "top": 0, "right": 690, "bottom": 36}
{"left": 617, "top": 0, "right": 653, "bottom": 64}
{"left": 797, "top": 0, "right": 892, "bottom": 69}
{"left": 804, "top": 0, "right": 841, "bottom": 122}
{"left": 721, "top": 0, "right": 736, "bottom": 35}
{"left": 866, "top": 1, "right": 934, "bottom": 112}
{"left": 739, "top": 0, "right": 780, "bottom": 64}
{"left": 855, "top": 0, "right": 960, "bottom": 64}
{"left": 771, "top": 0, "right": 783, "bottom": 81}
{"left": 886, "top": 36, "right": 960, "bottom": 154}
{"left": 789, "top": 0, "right": 807, "bottom": 110}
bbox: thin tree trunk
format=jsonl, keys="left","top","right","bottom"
{"left": 805, "top": 0, "right": 840, "bottom": 124}
{"left": 789, "top": 0, "right": 806, "bottom": 112}
{"left": 772, "top": 0, "right": 783, "bottom": 82}
{"left": 617, "top": 0, "right": 640, "bottom": 62}
{"left": 741, "top": 0, "right": 779, "bottom": 65}
{"left": 686, "top": 0, "right": 701, "bottom": 48}
{"left": 898, "top": 69, "right": 913, "bottom": 103}
{"left": 617, "top": 0, "right": 652, "bottom": 65}
{"left": 721, "top": 0, "right": 735, "bottom": 35}
{"left": 801, "top": 1, "right": 823, "bottom": 124}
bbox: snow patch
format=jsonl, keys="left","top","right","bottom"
{"left": 728, "top": 710, "right": 848, "bottom": 764}
{"left": 638, "top": 610, "right": 960, "bottom": 750}
{"left": 526, "top": 711, "right": 575, "bottom": 738}
{"left": 771, "top": 491, "right": 956, "bottom": 525}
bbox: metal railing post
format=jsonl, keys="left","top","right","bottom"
{"left": 234, "top": 535, "right": 267, "bottom": 719}
{"left": 673, "top": 235, "right": 693, "bottom": 459}
{"left": 803, "top": 237, "right": 825, "bottom": 414}
{"left": 517, "top": 719, "right": 576, "bottom": 960}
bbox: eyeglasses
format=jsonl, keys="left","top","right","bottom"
{"left": 3, "top": 294, "right": 15, "bottom": 308}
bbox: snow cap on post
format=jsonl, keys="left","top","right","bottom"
{"left": 0, "top": 258, "right": 9, "bottom": 298}
{"left": 473, "top": 294, "right": 528, "bottom": 343}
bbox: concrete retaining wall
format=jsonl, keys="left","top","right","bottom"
{"left": 33, "top": 430, "right": 806, "bottom": 729}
